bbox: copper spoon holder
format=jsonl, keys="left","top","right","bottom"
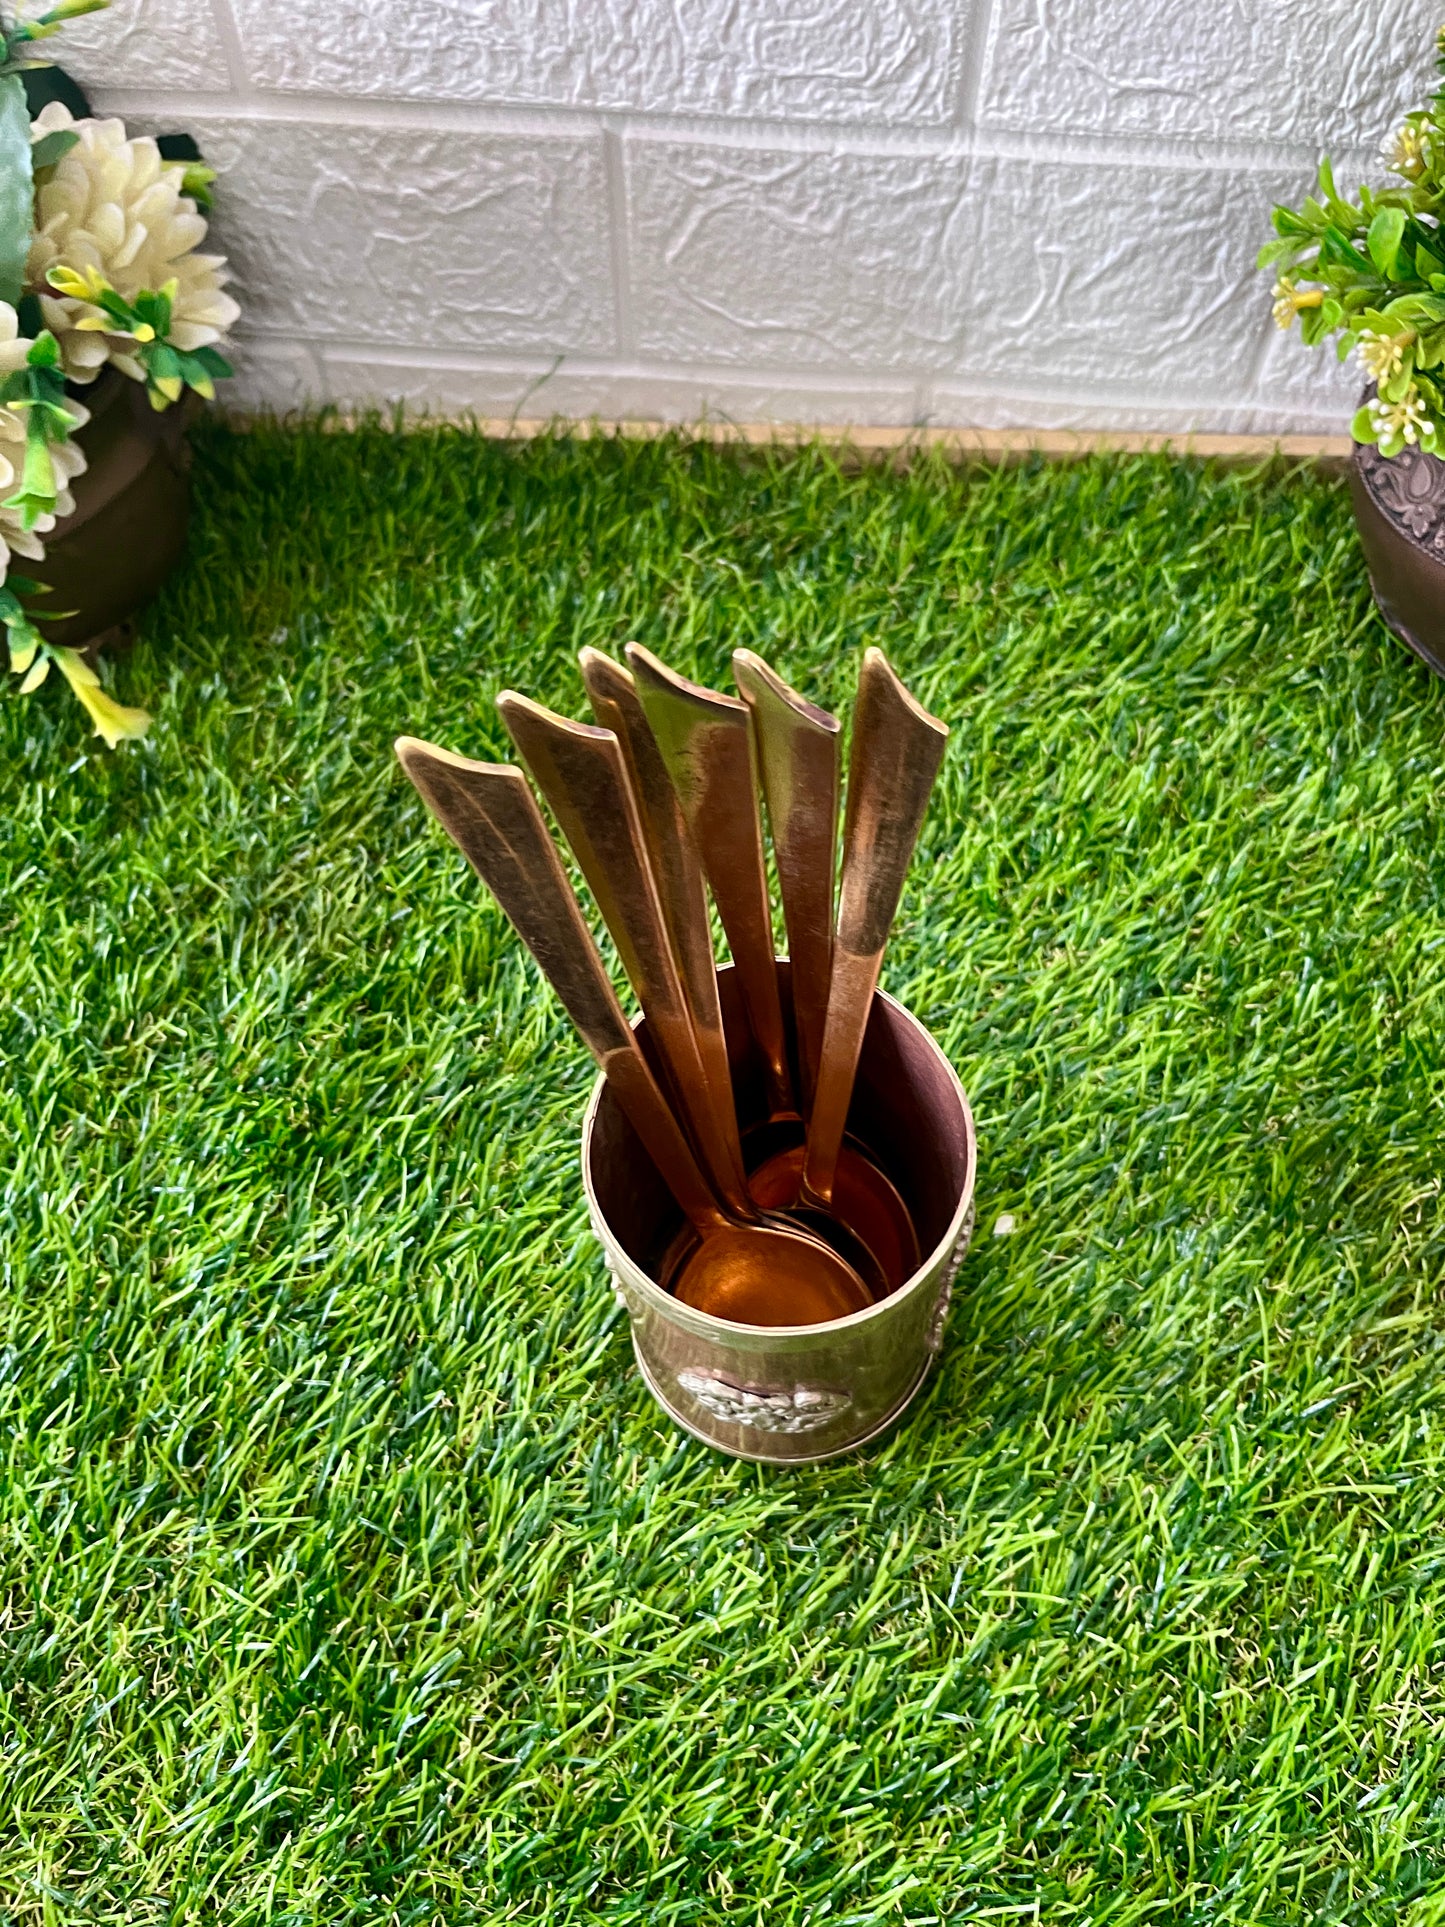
{"left": 583, "top": 963, "right": 976, "bottom": 1464}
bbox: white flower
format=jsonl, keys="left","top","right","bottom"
{"left": 1368, "top": 384, "right": 1435, "bottom": 449}
{"left": 1382, "top": 119, "right": 1428, "bottom": 180}
{"left": 0, "top": 300, "right": 88, "bottom": 581}
{"left": 1356, "top": 327, "right": 1414, "bottom": 384}
{"left": 0, "top": 298, "right": 31, "bottom": 379}
{"left": 26, "top": 103, "right": 239, "bottom": 385}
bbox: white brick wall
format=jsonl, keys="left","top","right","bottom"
{"left": 60, "top": 0, "right": 1444, "bottom": 432}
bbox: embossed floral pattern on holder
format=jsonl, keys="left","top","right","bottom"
{"left": 1357, "top": 438, "right": 1445, "bottom": 550}
{"left": 675, "top": 1371, "right": 851, "bottom": 1434}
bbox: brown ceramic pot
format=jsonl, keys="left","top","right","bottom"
{"left": 24, "top": 367, "right": 195, "bottom": 653}
{"left": 1349, "top": 423, "right": 1445, "bottom": 679}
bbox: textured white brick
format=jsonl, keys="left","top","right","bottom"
{"left": 228, "top": 0, "right": 965, "bottom": 126}
{"left": 926, "top": 385, "right": 1350, "bottom": 437}
{"left": 962, "top": 161, "right": 1306, "bottom": 394}
{"left": 627, "top": 144, "right": 973, "bottom": 370}
{"left": 317, "top": 352, "right": 922, "bottom": 425}
{"left": 180, "top": 116, "right": 614, "bottom": 357}
{"left": 1252, "top": 312, "right": 1363, "bottom": 426}
{"left": 222, "top": 337, "right": 324, "bottom": 414}
{"left": 979, "top": 0, "right": 1441, "bottom": 149}
{"left": 628, "top": 141, "right": 1296, "bottom": 392}
{"left": 57, "top": 0, "right": 231, "bottom": 95}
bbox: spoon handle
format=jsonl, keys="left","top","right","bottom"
{"left": 394, "top": 736, "right": 726, "bottom": 1233}
{"left": 579, "top": 647, "right": 745, "bottom": 1187}
{"left": 802, "top": 652, "right": 948, "bottom": 1204}
{"left": 496, "top": 692, "right": 755, "bottom": 1220}
{"left": 626, "top": 643, "right": 795, "bottom": 1119}
{"left": 732, "top": 649, "right": 841, "bottom": 1118}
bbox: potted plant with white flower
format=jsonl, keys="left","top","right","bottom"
{"left": 0, "top": 0, "right": 238, "bottom": 745}
{"left": 1265, "top": 20, "right": 1445, "bottom": 677}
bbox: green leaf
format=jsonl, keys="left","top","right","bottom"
{"left": 134, "top": 286, "right": 172, "bottom": 336}
{"left": 6, "top": 622, "right": 39, "bottom": 673}
{"left": 38, "top": 0, "right": 111, "bottom": 25}
{"left": 1368, "top": 206, "right": 1408, "bottom": 278}
{"left": 1381, "top": 363, "right": 1416, "bottom": 402}
{"left": 1351, "top": 404, "right": 1379, "bottom": 445}
{"left": 4, "top": 423, "right": 59, "bottom": 528}
{"left": 1381, "top": 293, "right": 1445, "bottom": 326}
{"left": 155, "top": 136, "right": 215, "bottom": 206}
{"left": 1316, "top": 156, "right": 1361, "bottom": 227}
{"left": 177, "top": 162, "right": 214, "bottom": 211}
{"left": 0, "top": 74, "right": 33, "bottom": 310}
{"left": 1320, "top": 227, "right": 1374, "bottom": 275}
{"left": 192, "top": 344, "right": 232, "bottom": 380}
{"left": 170, "top": 351, "right": 211, "bottom": 398}
{"left": 1271, "top": 206, "right": 1317, "bottom": 238}
{"left": 25, "top": 328, "right": 60, "bottom": 370}
{"left": 1257, "top": 236, "right": 1305, "bottom": 270}
{"left": 94, "top": 286, "right": 133, "bottom": 327}
{"left": 29, "top": 126, "right": 77, "bottom": 170}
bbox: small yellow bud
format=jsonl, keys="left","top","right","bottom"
{"left": 52, "top": 647, "right": 151, "bottom": 747}
{"left": 1271, "top": 280, "right": 1324, "bottom": 331}
{"left": 47, "top": 262, "right": 107, "bottom": 301}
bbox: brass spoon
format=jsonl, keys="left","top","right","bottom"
{"left": 730, "top": 647, "right": 839, "bottom": 1114}
{"left": 625, "top": 642, "right": 795, "bottom": 1118}
{"left": 395, "top": 737, "right": 871, "bottom": 1327}
{"left": 577, "top": 647, "right": 738, "bottom": 1168}
{"left": 497, "top": 688, "right": 751, "bottom": 1215}
{"left": 733, "top": 648, "right": 922, "bottom": 1291}
{"left": 628, "top": 643, "right": 914, "bottom": 1293}
{"left": 800, "top": 650, "right": 948, "bottom": 1211}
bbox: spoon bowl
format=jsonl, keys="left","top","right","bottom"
{"left": 746, "top": 1133, "right": 920, "bottom": 1295}
{"left": 666, "top": 1220, "right": 874, "bottom": 1325}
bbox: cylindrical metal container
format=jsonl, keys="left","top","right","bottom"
{"left": 582, "top": 964, "right": 976, "bottom": 1464}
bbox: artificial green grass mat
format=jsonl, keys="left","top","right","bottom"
{"left": 4, "top": 421, "right": 1445, "bottom": 1925}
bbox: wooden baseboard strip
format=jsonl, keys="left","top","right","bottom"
{"left": 227, "top": 407, "right": 1353, "bottom": 466}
